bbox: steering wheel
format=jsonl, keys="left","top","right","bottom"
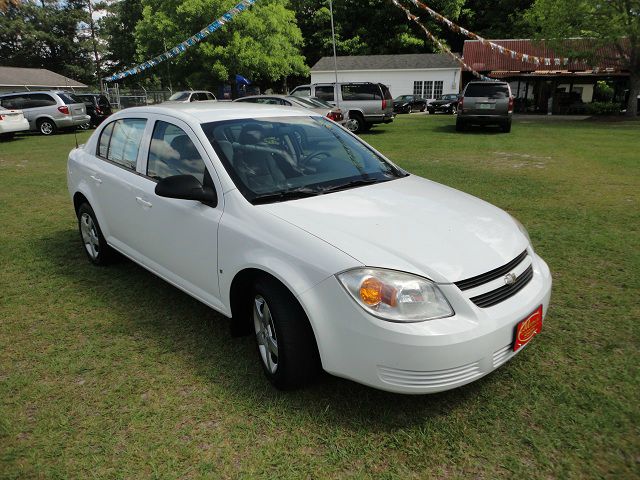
{"left": 300, "top": 151, "right": 331, "bottom": 169}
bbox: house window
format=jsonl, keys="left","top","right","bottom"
{"left": 413, "top": 81, "right": 423, "bottom": 97}
{"left": 433, "top": 81, "right": 443, "bottom": 99}
{"left": 423, "top": 81, "right": 433, "bottom": 99}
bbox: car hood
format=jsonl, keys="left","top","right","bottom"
{"left": 260, "top": 175, "right": 527, "bottom": 283}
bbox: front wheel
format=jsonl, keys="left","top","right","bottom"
{"left": 252, "top": 278, "right": 321, "bottom": 389}
{"left": 77, "top": 203, "right": 116, "bottom": 265}
{"left": 450, "top": 106, "right": 457, "bottom": 115}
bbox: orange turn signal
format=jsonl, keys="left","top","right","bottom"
{"left": 359, "top": 277, "right": 397, "bottom": 307}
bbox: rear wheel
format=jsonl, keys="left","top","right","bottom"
{"left": 456, "top": 118, "right": 466, "bottom": 132}
{"left": 420, "top": 104, "right": 426, "bottom": 112}
{"left": 501, "top": 120, "right": 512, "bottom": 133}
{"left": 347, "top": 113, "right": 365, "bottom": 133}
{"left": 252, "top": 278, "right": 321, "bottom": 389}
{"left": 77, "top": 203, "right": 116, "bottom": 265}
{"left": 0, "top": 132, "right": 15, "bottom": 140}
{"left": 37, "top": 118, "right": 56, "bottom": 136}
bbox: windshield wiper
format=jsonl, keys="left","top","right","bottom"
{"left": 251, "top": 187, "right": 322, "bottom": 205}
{"left": 320, "top": 177, "right": 385, "bottom": 194}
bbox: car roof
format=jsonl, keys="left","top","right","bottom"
{"left": 116, "top": 102, "right": 316, "bottom": 124}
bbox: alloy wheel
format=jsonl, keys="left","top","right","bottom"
{"left": 80, "top": 212, "right": 100, "bottom": 260}
{"left": 253, "top": 295, "right": 279, "bottom": 373}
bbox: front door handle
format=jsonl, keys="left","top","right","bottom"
{"left": 135, "top": 196, "right": 153, "bottom": 208}
{"left": 90, "top": 174, "right": 102, "bottom": 184}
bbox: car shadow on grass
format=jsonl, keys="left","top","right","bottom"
{"left": 38, "top": 227, "right": 509, "bottom": 430}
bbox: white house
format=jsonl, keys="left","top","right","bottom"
{"left": 310, "top": 54, "right": 461, "bottom": 100}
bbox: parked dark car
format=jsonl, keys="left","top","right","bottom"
{"left": 75, "top": 93, "right": 112, "bottom": 127}
{"left": 427, "top": 94, "right": 460, "bottom": 114}
{"left": 456, "top": 81, "right": 513, "bottom": 133}
{"left": 393, "top": 95, "right": 426, "bottom": 114}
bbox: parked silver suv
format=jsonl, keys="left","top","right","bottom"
{"left": 456, "top": 81, "right": 513, "bottom": 133}
{"left": 0, "top": 91, "right": 90, "bottom": 135}
{"left": 290, "top": 82, "right": 394, "bottom": 133}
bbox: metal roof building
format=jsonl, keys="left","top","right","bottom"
{"left": 461, "top": 39, "right": 629, "bottom": 114}
{"left": 0, "top": 66, "right": 88, "bottom": 93}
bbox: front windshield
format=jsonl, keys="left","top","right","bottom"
{"left": 169, "top": 92, "right": 190, "bottom": 101}
{"left": 201, "top": 116, "right": 406, "bottom": 204}
{"left": 394, "top": 95, "right": 412, "bottom": 101}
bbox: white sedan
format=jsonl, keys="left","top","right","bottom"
{"left": 67, "top": 103, "right": 552, "bottom": 394}
{"left": 0, "top": 106, "right": 30, "bottom": 139}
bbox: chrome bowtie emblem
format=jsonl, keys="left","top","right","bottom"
{"left": 504, "top": 272, "right": 517, "bottom": 285}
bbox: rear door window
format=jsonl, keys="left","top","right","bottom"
{"left": 102, "top": 118, "right": 147, "bottom": 170}
{"left": 341, "top": 84, "right": 381, "bottom": 101}
{"left": 24, "top": 94, "right": 57, "bottom": 108}
{"left": 315, "top": 86, "right": 335, "bottom": 102}
{"left": 98, "top": 121, "right": 115, "bottom": 158}
{"left": 465, "top": 84, "right": 510, "bottom": 99}
{"left": 57, "top": 93, "right": 79, "bottom": 105}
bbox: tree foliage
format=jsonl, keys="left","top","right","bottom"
{"left": 525, "top": 0, "right": 640, "bottom": 115}
{"left": 98, "top": 0, "right": 143, "bottom": 76}
{"left": 290, "top": 0, "right": 467, "bottom": 67}
{"left": 133, "top": 0, "right": 307, "bottom": 92}
{"left": 0, "top": 0, "right": 96, "bottom": 84}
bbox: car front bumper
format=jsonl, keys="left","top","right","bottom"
{"left": 299, "top": 250, "right": 552, "bottom": 394}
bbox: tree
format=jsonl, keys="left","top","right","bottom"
{"left": 98, "top": 0, "right": 143, "bottom": 77}
{"left": 525, "top": 0, "right": 640, "bottom": 116}
{"left": 0, "top": 0, "right": 95, "bottom": 85}
{"left": 290, "top": 0, "right": 468, "bottom": 67}
{"left": 133, "top": 0, "right": 307, "bottom": 94}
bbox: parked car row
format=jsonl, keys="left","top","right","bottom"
{"left": 0, "top": 90, "right": 91, "bottom": 136}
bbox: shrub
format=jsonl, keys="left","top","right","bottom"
{"left": 586, "top": 101, "right": 622, "bottom": 115}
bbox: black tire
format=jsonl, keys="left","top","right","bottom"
{"left": 451, "top": 106, "right": 457, "bottom": 115}
{"left": 76, "top": 203, "right": 116, "bottom": 265}
{"left": 420, "top": 104, "right": 426, "bottom": 112}
{"left": 252, "top": 277, "right": 321, "bottom": 389}
{"left": 501, "top": 120, "right": 512, "bottom": 133}
{"left": 456, "top": 118, "right": 466, "bottom": 132}
{"left": 404, "top": 105, "right": 411, "bottom": 114}
{"left": 37, "top": 118, "right": 56, "bottom": 136}
{"left": 347, "top": 113, "right": 365, "bottom": 133}
{"left": 0, "top": 132, "right": 15, "bottom": 141}
{"left": 427, "top": 109, "right": 434, "bottom": 115}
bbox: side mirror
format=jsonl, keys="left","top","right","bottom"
{"left": 155, "top": 175, "right": 217, "bottom": 206}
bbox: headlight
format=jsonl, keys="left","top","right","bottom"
{"left": 443, "top": 103, "right": 451, "bottom": 107}
{"left": 337, "top": 268, "right": 454, "bottom": 322}
{"left": 511, "top": 214, "right": 531, "bottom": 245}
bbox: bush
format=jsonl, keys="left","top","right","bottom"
{"left": 586, "top": 101, "right": 622, "bottom": 115}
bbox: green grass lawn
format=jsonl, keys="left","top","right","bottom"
{"left": 1, "top": 115, "right": 638, "bottom": 479}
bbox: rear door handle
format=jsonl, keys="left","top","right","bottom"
{"left": 135, "top": 196, "right": 152, "bottom": 208}
{"left": 90, "top": 174, "right": 102, "bottom": 184}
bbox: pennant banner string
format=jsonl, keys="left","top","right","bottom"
{"left": 390, "top": 0, "right": 497, "bottom": 81}
{"left": 104, "top": 0, "right": 256, "bottom": 83}
{"left": 403, "top": 0, "right": 571, "bottom": 67}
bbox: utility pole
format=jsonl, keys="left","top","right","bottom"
{"left": 329, "top": 0, "right": 340, "bottom": 108}
{"left": 86, "top": 0, "right": 102, "bottom": 89}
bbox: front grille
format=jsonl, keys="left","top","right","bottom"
{"left": 378, "top": 361, "right": 482, "bottom": 389}
{"left": 455, "top": 250, "right": 528, "bottom": 291}
{"left": 469, "top": 264, "right": 534, "bottom": 308}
